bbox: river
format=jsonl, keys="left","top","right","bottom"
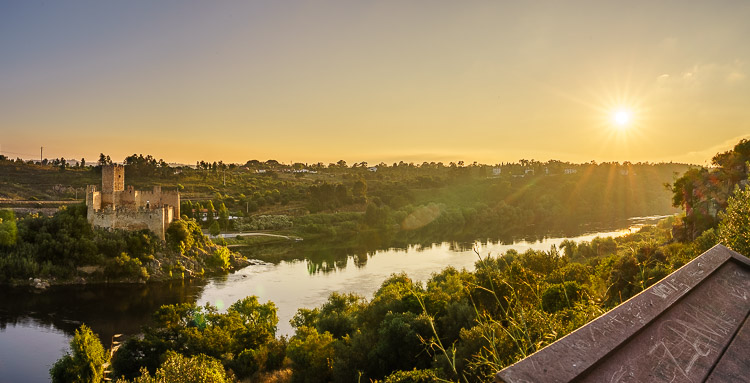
{"left": 0, "top": 216, "right": 665, "bottom": 382}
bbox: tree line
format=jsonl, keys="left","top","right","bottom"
{"left": 49, "top": 139, "right": 750, "bottom": 383}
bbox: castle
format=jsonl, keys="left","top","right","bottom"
{"left": 86, "top": 164, "right": 180, "bottom": 240}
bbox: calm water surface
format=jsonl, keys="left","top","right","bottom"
{"left": 0, "top": 216, "right": 664, "bottom": 381}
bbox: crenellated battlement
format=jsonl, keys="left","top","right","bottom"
{"left": 86, "top": 164, "right": 180, "bottom": 239}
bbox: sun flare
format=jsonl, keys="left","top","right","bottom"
{"left": 613, "top": 109, "right": 631, "bottom": 127}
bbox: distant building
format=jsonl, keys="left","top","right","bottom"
{"left": 86, "top": 164, "right": 180, "bottom": 240}
{"left": 564, "top": 168, "right": 578, "bottom": 174}
{"left": 492, "top": 167, "right": 502, "bottom": 176}
{"left": 525, "top": 169, "right": 535, "bottom": 175}
{"left": 368, "top": 166, "right": 378, "bottom": 172}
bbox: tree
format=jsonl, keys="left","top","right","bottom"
{"left": 0, "top": 210, "right": 17, "bottom": 247}
{"left": 287, "top": 326, "right": 336, "bottom": 383}
{"left": 181, "top": 200, "right": 194, "bottom": 219}
{"left": 217, "top": 203, "right": 229, "bottom": 230}
{"left": 334, "top": 184, "right": 350, "bottom": 205}
{"left": 718, "top": 182, "right": 750, "bottom": 256}
{"left": 205, "top": 201, "right": 216, "bottom": 226}
{"left": 98, "top": 153, "right": 112, "bottom": 166}
{"left": 50, "top": 325, "right": 109, "bottom": 383}
{"left": 353, "top": 179, "right": 367, "bottom": 203}
{"left": 209, "top": 221, "right": 221, "bottom": 237}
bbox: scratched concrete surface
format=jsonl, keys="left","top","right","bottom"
{"left": 496, "top": 245, "right": 750, "bottom": 383}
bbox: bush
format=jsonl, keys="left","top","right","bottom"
{"left": 382, "top": 368, "right": 442, "bottom": 383}
{"left": 105, "top": 253, "right": 149, "bottom": 280}
{"left": 118, "top": 351, "right": 230, "bottom": 383}
{"left": 166, "top": 219, "right": 205, "bottom": 254}
{"left": 719, "top": 183, "right": 750, "bottom": 256}
{"left": 287, "top": 326, "right": 335, "bottom": 383}
{"left": 541, "top": 281, "right": 583, "bottom": 313}
{"left": 207, "top": 247, "right": 231, "bottom": 271}
{"left": 236, "top": 215, "right": 293, "bottom": 231}
{"left": 51, "top": 325, "right": 109, "bottom": 383}
{"left": 0, "top": 209, "right": 17, "bottom": 246}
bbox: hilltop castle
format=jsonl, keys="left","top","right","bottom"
{"left": 86, "top": 164, "right": 180, "bottom": 239}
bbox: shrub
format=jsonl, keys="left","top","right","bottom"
{"left": 207, "top": 247, "right": 231, "bottom": 271}
{"left": 719, "top": 183, "right": 750, "bottom": 256}
{"left": 105, "top": 253, "right": 149, "bottom": 280}
{"left": 50, "top": 325, "right": 109, "bottom": 383}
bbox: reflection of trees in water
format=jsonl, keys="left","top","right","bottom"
{"left": 238, "top": 217, "right": 649, "bottom": 275}
{"left": 0, "top": 281, "right": 205, "bottom": 346}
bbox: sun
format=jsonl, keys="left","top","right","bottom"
{"left": 612, "top": 109, "right": 631, "bottom": 127}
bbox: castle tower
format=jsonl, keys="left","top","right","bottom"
{"left": 102, "top": 164, "right": 125, "bottom": 193}
{"left": 87, "top": 163, "right": 179, "bottom": 240}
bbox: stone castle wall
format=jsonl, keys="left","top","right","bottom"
{"left": 90, "top": 205, "right": 173, "bottom": 239}
{"left": 86, "top": 164, "right": 179, "bottom": 240}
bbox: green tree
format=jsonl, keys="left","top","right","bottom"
{"left": 0, "top": 209, "right": 17, "bottom": 246}
{"left": 353, "top": 179, "right": 367, "bottom": 203}
{"left": 217, "top": 203, "right": 229, "bottom": 230}
{"left": 718, "top": 182, "right": 750, "bottom": 256}
{"left": 209, "top": 221, "right": 221, "bottom": 237}
{"left": 98, "top": 153, "right": 112, "bottom": 166}
{"left": 181, "top": 200, "right": 194, "bottom": 219}
{"left": 205, "top": 201, "right": 216, "bottom": 226}
{"left": 50, "top": 325, "right": 109, "bottom": 383}
{"left": 166, "top": 219, "right": 204, "bottom": 254}
{"left": 287, "top": 326, "right": 336, "bottom": 383}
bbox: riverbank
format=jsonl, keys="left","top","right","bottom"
{"left": 0, "top": 217, "right": 672, "bottom": 382}
{"left": 6, "top": 249, "right": 250, "bottom": 289}
{"left": 0, "top": 207, "right": 248, "bottom": 287}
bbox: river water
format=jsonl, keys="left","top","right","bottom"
{"left": 0, "top": 216, "right": 664, "bottom": 382}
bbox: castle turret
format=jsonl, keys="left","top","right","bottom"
{"left": 102, "top": 164, "right": 125, "bottom": 193}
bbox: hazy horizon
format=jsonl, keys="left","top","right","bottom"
{"left": 2, "top": 1, "right": 750, "bottom": 166}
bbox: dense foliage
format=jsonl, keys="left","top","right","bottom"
{"left": 62, "top": 219, "right": 720, "bottom": 383}
{"left": 0, "top": 206, "right": 241, "bottom": 284}
{"left": 0, "top": 209, "right": 17, "bottom": 246}
{"left": 40, "top": 141, "right": 750, "bottom": 381}
{"left": 718, "top": 182, "right": 750, "bottom": 256}
{"left": 2, "top": 154, "right": 686, "bottom": 244}
{"left": 50, "top": 325, "right": 109, "bottom": 383}
{"left": 669, "top": 139, "right": 750, "bottom": 240}
{"left": 111, "top": 297, "right": 281, "bottom": 381}
{"left": 116, "top": 351, "right": 230, "bottom": 383}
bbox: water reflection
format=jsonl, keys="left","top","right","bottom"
{"left": 0, "top": 281, "right": 205, "bottom": 348}
{"left": 237, "top": 216, "right": 664, "bottom": 276}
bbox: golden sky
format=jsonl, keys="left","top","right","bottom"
{"left": 1, "top": 1, "right": 749, "bottom": 165}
